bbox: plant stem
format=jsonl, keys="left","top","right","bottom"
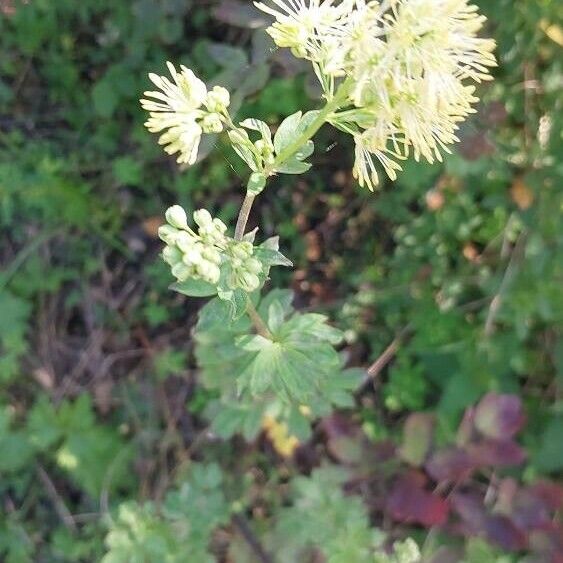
{"left": 232, "top": 78, "right": 352, "bottom": 242}
{"left": 264, "top": 77, "right": 353, "bottom": 177}
{"left": 246, "top": 299, "right": 272, "bottom": 339}
{"left": 234, "top": 193, "right": 255, "bottom": 241}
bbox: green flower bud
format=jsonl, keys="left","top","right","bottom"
{"left": 197, "top": 261, "right": 221, "bottom": 285}
{"left": 255, "top": 139, "right": 273, "bottom": 158}
{"left": 228, "top": 128, "right": 250, "bottom": 146}
{"left": 212, "top": 218, "right": 227, "bottom": 234}
{"left": 205, "top": 86, "right": 230, "bottom": 113}
{"left": 165, "top": 205, "right": 188, "bottom": 229}
{"left": 239, "top": 271, "right": 260, "bottom": 292}
{"left": 162, "top": 246, "right": 183, "bottom": 266}
{"left": 193, "top": 209, "right": 213, "bottom": 228}
{"left": 183, "top": 246, "right": 204, "bottom": 266}
{"left": 246, "top": 257, "right": 263, "bottom": 275}
{"left": 175, "top": 232, "right": 196, "bottom": 253}
{"left": 202, "top": 247, "right": 222, "bottom": 264}
{"left": 171, "top": 262, "right": 193, "bottom": 281}
{"left": 201, "top": 113, "right": 223, "bottom": 134}
{"left": 158, "top": 225, "right": 180, "bottom": 245}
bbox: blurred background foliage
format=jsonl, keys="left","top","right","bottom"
{"left": 0, "top": 0, "right": 561, "bottom": 561}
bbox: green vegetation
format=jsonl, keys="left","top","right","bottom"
{"left": 0, "top": 0, "right": 561, "bottom": 561}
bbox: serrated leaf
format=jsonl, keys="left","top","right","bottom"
{"left": 268, "top": 301, "right": 286, "bottom": 332}
{"left": 236, "top": 312, "right": 344, "bottom": 402}
{"left": 255, "top": 246, "right": 293, "bottom": 268}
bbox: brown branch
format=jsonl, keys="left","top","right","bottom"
{"left": 36, "top": 465, "right": 77, "bottom": 532}
{"left": 357, "top": 326, "right": 411, "bottom": 394}
{"left": 232, "top": 513, "right": 274, "bottom": 563}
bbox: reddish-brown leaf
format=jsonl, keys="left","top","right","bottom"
{"left": 468, "top": 438, "right": 526, "bottom": 467}
{"left": 426, "top": 447, "right": 476, "bottom": 483}
{"left": 386, "top": 472, "right": 449, "bottom": 527}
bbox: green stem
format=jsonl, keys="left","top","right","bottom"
{"left": 264, "top": 77, "right": 353, "bottom": 177}
{"left": 232, "top": 79, "right": 352, "bottom": 241}
{"left": 246, "top": 299, "right": 272, "bottom": 339}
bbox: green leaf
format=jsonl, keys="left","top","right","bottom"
{"left": 92, "top": 78, "right": 118, "bottom": 118}
{"left": 0, "top": 408, "right": 35, "bottom": 473}
{"left": 274, "top": 111, "right": 303, "bottom": 154}
{"left": 533, "top": 415, "right": 563, "bottom": 473}
{"left": 240, "top": 118, "right": 272, "bottom": 145}
{"left": 276, "top": 157, "right": 312, "bottom": 175}
{"left": 217, "top": 287, "right": 248, "bottom": 320}
{"left": 273, "top": 467, "right": 384, "bottom": 562}
{"left": 171, "top": 279, "right": 218, "bottom": 298}
{"left": 255, "top": 237, "right": 293, "bottom": 268}
{"left": 237, "top": 311, "right": 345, "bottom": 403}
{"left": 247, "top": 171, "right": 266, "bottom": 196}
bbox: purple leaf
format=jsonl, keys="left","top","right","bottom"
{"left": 527, "top": 481, "right": 563, "bottom": 511}
{"left": 468, "top": 438, "right": 526, "bottom": 467}
{"left": 474, "top": 393, "right": 525, "bottom": 440}
{"left": 426, "top": 447, "right": 476, "bottom": 483}
{"left": 451, "top": 493, "right": 527, "bottom": 551}
{"left": 529, "top": 526, "right": 563, "bottom": 560}
{"left": 386, "top": 472, "right": 449, "bottom": 527}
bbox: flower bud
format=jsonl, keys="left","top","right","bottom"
{"left": 158, "top": 225, "right": 180, "bottom": 245}
{"left": 205, "top": 86, "right": 230, "bottom": 113}
{"left": 175, "top": 232, "right": 195, "bottom": 253}
{"left": 255, "top": 139, "right": 273, "bottom": 159}
{"left": 165, "top": 205, "right": 188, "bottom": 229}
{"left": 230, "top": 243, "right": 251, "bottom": 260}
{"left": 193, "top": 209, "right": 213, "bottom": 229}
{"left": 246, "top": 257, "right": 263, "bottom": 275}
{"left": 202, "top": 247, "right": 222, "bottom": 264}
{"left": 171, "top": 262, "right": 193, "bottom": 281}
{"left": 162, "top": 246, "right": 183, "bottom": 266}
{"left": 197, "top": 261, "right": 221, "bottom": 285}
{"left": 183, "top": 246, "right": 204, "bottom": 266}
{"left": 201, "top": 113, "right": 223, "bottom": 134}
{"left": 239, "top": 271, "right": 260, "bottom": 292}
{"left": 212, "top": 218, "right": 227, "bottom": 234}
{"left": 228, "top": 128, "right": 249, "bottom": 146}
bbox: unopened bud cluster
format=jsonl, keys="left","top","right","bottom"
{"left": 159, "top": 206, "right": 263, "bottom": 292}
{"left": 225, "top": 240, "right": 263, "bottom": 293}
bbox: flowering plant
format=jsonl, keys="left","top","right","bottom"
{"left": 141, "top": 0, "right": 495, "bottom": 457}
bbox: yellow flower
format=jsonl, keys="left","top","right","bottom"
{"left": 262, "top": 415, "right": 300, "bottom": 457}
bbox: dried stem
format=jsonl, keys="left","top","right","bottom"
{"left": 232, "top": 513, "right": 274, "bottom": 563}
{"left": 234, "top": 193, "right": 256, "bottom": 241}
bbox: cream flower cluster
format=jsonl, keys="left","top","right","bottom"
{"left": 141, "top": 62, "right": 230, "bottom": 165}
{"left": 159, "top": 206, "right": 263, "bottom": 292}
{"left": 256, "top": 0, "right": 497, "bottom": 190}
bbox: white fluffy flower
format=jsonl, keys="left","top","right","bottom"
{"left": 255, "top": 0, "right": 353, "bottom": 61}
{"left": 256, "top": 0, "right": 496, "bottom": 189}
{"left": 141, "top": 62, "right": 208, "bottom": 165}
